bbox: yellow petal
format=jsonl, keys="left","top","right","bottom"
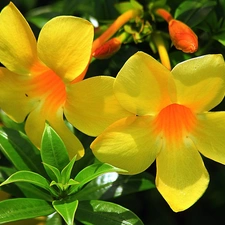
{"left": 0, "top": 68, "right": 40, "bottom": 122}
{"left": 172, "top": 54, "right": 225, "bottom": 112}
{"left": 191, "top": 112, "right": 225, "bottom": 164}
{"left": 64, "top": 76, "right": 132, "bottom": 136}
{"left": 48, "top": 111, "right": 84, "bottom": 160}
{"left": 25, "top": 106, "right": 46, "bottom": 149}
{"left": 37, "top": 16, "right": 94, "bottom": 82}
{"left": 91, "top": 115, "right": 161, "bottom": 174}
{"left": 0, "top": 2, "right": 39, "bottom": 75}
{"left": 114, "top": 51, "right": 174, "bottom": 115}
{"left": 156, "top": 138, "right": 209, "bottom": 212}
{"left": 25, "top": 106, "right": 84, "bottom": 159}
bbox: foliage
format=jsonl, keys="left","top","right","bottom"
{"left": 0, "top": 0, "right": 225, "bottom": 224}
{"left": 0, "top": 124, "right": 154, "bottom": 224}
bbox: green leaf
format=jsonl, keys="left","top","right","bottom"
{"left": 41, "top": 124, "right": 70, "bottom": 172}
{"left": 0, "top": 171, "right": 56, "bottom": 196}
{"left": 71, "top": 172, "right": 155, "bottom": 201}
{"left": 76, "top": 200, "right": 144, "bottom": 225}
{"left": 114, "top": 2, "right": 134, "bottom": 14}
{"left": 50, "top": 180, "right": 63, "bottom": 190}
{"left": 174, "top": 1, "right": 216, "bottom": 27}
{"left": 114, "top": 0, "right": 143, "bottom": 14}
{"left": 67, "top": 179, "right": 80, "bottom": 186}
{"left": 16, "top": 183, "right": 53, "bottom": 201}
{"left": 0, "top": 198, "right": 54, "bottom": 224}
{"left": 43, "top": 163, "right": 61, "bottom": 183}
{"left": 45, "top": 212, "right": 62, "bottom": 225}
{"left": 61, "top": 156, "right": 77, "bottom": 185}
{"left": 213, "top": 31, "right": 225, "bottom": 46}
{"left": 53, "top": 199, "right": 79, "bottom": 225}
{"left": 0, "top": 112, "right": 25, "bottom": 132}
{"left": 0, "top": 127, "right": 44, "bottom": 174}
{"left": 130, "top": 0, "right": 143, "bottom": 10}
{"left": 0, "top": 167, "right": 52, "bottom": 201}
{"left": 71, "top": 163, "right": 126, "bottom": 194}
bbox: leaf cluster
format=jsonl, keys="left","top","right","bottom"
{"left": 0, "top": 124, "right": 154, "bottom": 225}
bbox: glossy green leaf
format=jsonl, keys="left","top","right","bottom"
{"left": 0, "top": 198, "right": 54, "bottom": 224}
{"left": 43, "top": 163, "right": 61, "bottom": 182}
{"left": 41, "top": 124, "right": 70, "bottom": 172}
{"left": 67, "top": 179, "right": 80, "bottom": 186}
{"left": 0, "top": 171, "right": 56, "bottom": 196}
{"left": 76, "top": 200, "right": 144, "bottom": 225}
{"left": 50, "top": 179, "right": 79, "bottom": 192}
{"left": 174, "top": 1, "right": 216, "bottom": 27}
{"left": 61, "top": 156, "right": 77, "bottom": 185}
{"left": 53, "top": 199, "right": 79, "bottom": 225}
{"left": 50, "top": 180, "right": 63, "bottom": 190}
{"left": 0, "top": 112, "right": 25, "bottom": 132}
{"left": 0, "top": 166, "right": 52, "bottom": 200}
{"left": 16, "top": 182, "right": 53, "bottom": 201}
{"left": 71, "top": 163, "right": 126, "bottom": 194}
{"left": 0, "top": 166, "right": 17, "bottom": 182}
{"left": 70, "top": 172, "right": 155, "bottom": 201}
{"left": 0, "top": 166, "right": 24, "bottom": 197}
{"left": 45, "top": 212, "right": 63, "bottom": 225}
{"left": 0, "top": 127, "right": 44, "bottom": 174}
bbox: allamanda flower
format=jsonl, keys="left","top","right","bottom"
{"left": 0, "top": 3, "right": 130, "bottom": 159}
{"left": 91, "top": 51, "right": 225, "bottom": 211}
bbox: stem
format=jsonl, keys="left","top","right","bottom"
{"left": 156, "top": 8, "right": 173, "bottom": 23}
{"left": 92, "top": 9, "right": 141, "bottom": 52}
{"left": 152, "top": 32, "right": 171, "bottom": 70}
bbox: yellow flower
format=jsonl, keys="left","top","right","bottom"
{"left": 0, "top": 3, "right": 130, "bottom": 159}
{"left": 91, "top": 51, "right": 225, "bottom": 211}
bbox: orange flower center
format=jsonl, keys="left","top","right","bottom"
{"left": 30, "top": 69, "right": 66, "bottom": 114}
{"left": 154, "top": 103, "right": 196, "bottom": 143}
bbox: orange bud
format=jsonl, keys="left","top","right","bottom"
{"left": 168, "top": 19, "right": 198, "bottom": 53}
{"left": 92, "top": 38, "right": 121, "bottom": 59}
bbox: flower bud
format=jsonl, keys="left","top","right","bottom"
{"left": 92, "top": 38, "right": 122, "bottom": 59}
{"left": 168, "top": 19, "right": 198, "bottom": 53}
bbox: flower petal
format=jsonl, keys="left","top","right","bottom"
{"left": 172, "top": 54, "right": 225, "bottom": 112}
{"left": 156, "top": 138, "right": 209, "bottom": 212}
{"left": 114, "top": 51, "right": 174, "bottom": 115}
{"left": 0, "top": 68, "right": 39, "bottom": 122}
{"left": 0, "top": 2, "right": 39, "bottom": 75}
{"left": 25, "top": 106, "right": 45, "bottom": 150}
{"left": 25, "top": 107, "right": 84, "bottom": 159}
{"left": 48, "top": 111, "right": 84, "bottom": 160}
{"left": 64, "top": 76, "right": 132, "bottom": 136}
{"left": 91, "top": 115, "right": 161, "bottom": 174}
{"left": 37, "top": 16, "right": 94, "bottom": 82}
{"left": 191, "top": 112, "right": 225, "bottom": 164}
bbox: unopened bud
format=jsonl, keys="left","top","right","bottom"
{"left": 92, "top": 38, "right": 121, "bottom": 59}
{"left": 168, "top": 19, "right": 198, "bottom": 53}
